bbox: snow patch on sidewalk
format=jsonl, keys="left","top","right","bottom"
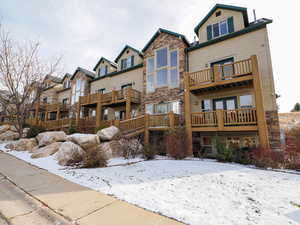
{"left": 1, "top": 143, "right": 300, "bottom": 225}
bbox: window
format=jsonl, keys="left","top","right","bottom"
{"left": 240, "top": 95, "right": 253, "bottom": 108}
{"left": 147, "top": 58, "right": 155, "bottom": 93}
{"left": 98, "top": 66, "right": 108, "bottom": 77}
{"left": 202, "top": 137, "right": 212, "bottom": 146}
{"left": 102, "top": 109, "right": 108, "bottom": 120}
{"left": 202, "top": 99, "right": 211, "bottom": 112}
{"left": 121, "top": 56, "right": 134, "bottom": 70}
{"left": 62, "top": 98, "right": 68, "bottom": 105}
{"left": 43, "top": 97, "right": 47, "bottom": 103}
{"left": 170, "top": 50, "right": 179, "bottom": 87}
{"left": 97, "top": 88, "right": 105, "bottom": 94}
{"left": 71, "top": 79, "right": 85, "bottom": 104}
{"left": 146, "top": 101, "right": 181, "bottom": 115}
{"left": 121, "top": 83, "right": 132, "bottom": 90}
{"left": 206, "top": 17, "right": 234, "bottom": 40}
{"left": 146, "top": 48, "right": 179, "bottom": 91}
{"left": 63, "top": 80, "right": 70, "bottom": 89}
{"left": 211, "top": 57, "right": 234, "bottom": 79}
{"left": 216, "top": 11, "right": 221, "bottom": 17}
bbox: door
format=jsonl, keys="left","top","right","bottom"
{"left": 213, "top": 97, "right": 237, "bottom": 110}
{"left": 211, "top": 57, "right": 234, "bottom": 80}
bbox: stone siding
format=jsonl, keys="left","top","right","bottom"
{"left": 265, "top": 110, "right": 281, "bottom": 148}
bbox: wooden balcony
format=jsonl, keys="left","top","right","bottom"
{"left": 40, "top": 118, "right": 75, "bottom": 131}
{"left": 187, "top": 57, "right": 254, "bottom": 92}
{"left": 80, "top": 88, "right": 141, "bottom": 106}
{"left": 45, "top": 103, "right": 70, "bottom": 112}
{"left": 191, "top": 108, "right": 258, "bottom": 131}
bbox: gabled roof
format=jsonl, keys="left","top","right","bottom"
{"left": 93, "top": 57, "right": 117, "bottom": 71}
{"left": 70, "top": 67, "right": 95, "bottom": 80}
{"left": 114, "top": 45, "right": 143, "bottom": 63}
{"left": 44, "top": 75, "right": 62, "bottom": 83}
{"left": 142, "top": 28, "right": 190, "bottom": 52}
{"left": 188, "top": 18, "right": 272, "bottom": 52}
{"left": 61, "top": 73, "right": 72, "bottom": 83}
{"left": 194, "top": 4, "right": 249, "bottom": 35}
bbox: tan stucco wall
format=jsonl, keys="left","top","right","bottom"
{"left": 90, "top": 67, "right": 143, "bottom": 93}
{"left": 115, "top": 48, "right": 143, "bottom": 70}
{"left": 94, "top": 60, "right": 117, "bottom": 77}
{"left": 198, "top": 9, "right": 245, "bottom": 43}
{"left": 57, "top": 89, "right": 71, "bottom": 103}
{"left": 189, "top": 28, "right": 276, "bottom": 111}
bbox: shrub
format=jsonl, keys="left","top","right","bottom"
{"left": 26, "top": 125, "right": 46, "bottom": 138}
{"left": 82, "top": 147, "right": 107, "bottom": 168}
{"left": 95, "top": 124, "right": 109, "bottom": 133}
{"left": 233, "top": 147, "right": 252, "bottom": 165}
{"left": 142, "top": 144, "right": 157, "bottom": 160}
{"left": 214, "top": 137, "right": 234, "bottom": 162}
{"left": 67, "top": 125, "right": 77, "bottom": 135}
{"left": 165, "top": 127, "right": 188, "bottom": 160}
{"left": 121, "top": 135, "right": 142, "bottom": 159}
{"left": 250, "top": 148, "right": 285, "bottom": 169}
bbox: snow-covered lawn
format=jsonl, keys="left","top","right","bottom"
{"left": 1, "top": 143, "right": 300, "bottom": 225}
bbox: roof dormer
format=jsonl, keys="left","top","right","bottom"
{"left": 114, "top": 45, "right": 143, "bottom": 71}
{"left": 93, "top": 57, "right": 117, "bottom": 78}
{"left": 194, "top": 4, "right": 249, "bottom": 43}
{"left": 61, "top": 73, "right": 71, "bottom": 89}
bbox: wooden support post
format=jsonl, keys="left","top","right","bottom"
{"left": 125, "top": 88, "right": 132, "bottom": 120}
{"left": 76, "top": 98, "right": 81, "bottom": 128}
{"left": 213, "top": 64, "right": 221, "bottom": 82}
{"left": 168, "top": 111, "right": 175, "bottom": 130}
{"left": 56, "top": 104, "right": 60, "bottom": 121}
{"left": 144, "top": 114, "right": 150, "bottom": 145}
{"left": 251, "top": 55, "right": 270, "bottom": 148}
{"left": 112, "top": 90, "right": 117, "bottom": 103}
{"left": 184, "top": 72, "right": 193, "bottom": 156}
{"left": 216, "top": 109, "right": 224, "bottom": 130}
{"left": 34, "top": 102, "right": 40, "bottom": 125}
{"left": 96, "top": 94, "right": 102, "bottom": 127}
{"left": 114, "top": 119, "right": 120, "bottom": 128}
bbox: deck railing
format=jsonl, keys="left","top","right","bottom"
{"left": 119, "top": 116, "right": 145, "bottom": 133}
{"left": 187, "top": 57, "right": 254, "bottom": 88}
{"left": 223, "top": 108, "right": 257, "bottom": 126}
{"left": 149, "top": 114, "right": 170, "bottom": 127}
{"left": 191, "top": 111, "right": 218, "bottom": 127}
{"left": 191, "top": 108, "right": 257, "bottom": 128}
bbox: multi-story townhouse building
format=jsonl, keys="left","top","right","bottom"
{"left": 24, "top": 4, "right": 279, "bottom": 156}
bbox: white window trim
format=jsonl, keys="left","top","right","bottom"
{"left": 211, "top": 19, "right": 229, "bottom": 39}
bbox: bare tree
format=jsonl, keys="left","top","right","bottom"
{"left": 0, "top": 22, "right": 62, "bottom": 136}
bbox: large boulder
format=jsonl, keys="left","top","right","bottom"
{"left": 55, "top": 141, "right": 86, "bottom": 166}
{"left": 31, "top": 142, "right": 62, "bottom": 159}
{"left": 0, "top": 130, "right": 19, "bottom": 141}
{"left": 5, "top": 138, "right": 37, "bottom": 151}
{"left": 97, "top": 126, "right": 120, "bottom": 141}
{"left": 99, "top": 140, "right": 123, "bottom": 159}
{"left": 0, "top": 125, "right": 10, "bottom": 134}
{"left": 36, "top": 131, "right": 67, "bottom": 146}
{"left": 67, "top": 133, "right": 100, "bottom": 151}
{"left": 10, "top": 125, "right": 18, "bottom": 132}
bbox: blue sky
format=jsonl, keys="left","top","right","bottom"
{"left": 0, "top": 0, "right": 298, "bottom": 112}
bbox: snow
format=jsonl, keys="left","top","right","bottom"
{"left": 1, "top": 143, "right": 300, "bottom": 225}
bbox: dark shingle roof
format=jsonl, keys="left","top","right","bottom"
{"left": 114, "top": 45, "right": 143, "bottom": 63}
{"left": 61, "top": 73, "right": 72, "bottom": 83}
{"left": 142, "top": 28, "right": 190, "bottom": 52}
{"left": 71, "top": 67, "right": 95, "bottom": 80}
{"left": 93, "top": 57, "right": 117, "bottom": 71}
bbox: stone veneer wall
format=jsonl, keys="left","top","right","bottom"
{"left": 265, "top": 110, "right": 281, "bottom": 148}
{"left": 142, "top": 32, "right": 188, "bottom": 114}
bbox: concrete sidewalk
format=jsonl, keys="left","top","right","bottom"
{"left": 0, "top": 152, "right": 184, "bottom": 225}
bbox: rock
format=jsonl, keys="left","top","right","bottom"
{"left": 99, "top": 140, "right": 123, "bottom": 159}
{"left": 36, "top": 131, "right": 67, "bottom": 146}
{"left": 10, "top": 125, "right": 18, "bottom": 132}
{"left": 29, "top": 145, "right": 39, "bottom": 153}
{"left": 119, "top": 138, "right": 143, "bottom": 158}
{"left": 22, "top": 128, "right": 30, "bottom": 138}
{"left": 31, "top": 142, "right": 62, "bottom": 159}
{"left": 55, "top": 141, "right": 86, "bottom": 166}
{"left": 0, "top": 125, "right": 10, "bottom": 134}
{"left": 5, "top": 138, "right": 37, "bottom": 151}
{"left": 67, "top": 133, "right": 100, "bottom": 151}
{"left": 97, "top": 126, "right": 120, "bottom": 141}
{"left": 0, "top": 130, "right": 19, "bottom": 141}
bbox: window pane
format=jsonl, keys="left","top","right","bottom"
{"left": 220, "top": 20, "right": 228, "bottom": 35}
{"left": 127, "top": 57, "right": 131, "bottom": 68}
{"left": 157, "top": 69, "right": 168, "bottom": 86}
{"left": 172, "top": 101, "right": 180, "bottom": 114}
{"left": 147, "top": 58, "right": 154, "bottom": 73}
{"left": 213, "top": 23, "right": 219, "bottom": 37}
{"left": 170, "top": 51, "right": 178, "bottom": 67}
{"left": 156, "top": 48, "right": 168, "bottom": 68}
{"left": 222, "top": 64, "right": 234, "bottom": 78}
{"left": 146, "top": 104, "right": 153, "bottom": 114}
{"left": 240, "top": 95, "right": 252, "bottom": 108}
{"left": 203, "top": 99, "right": 211, "bottom": 111}
{"left": 156, "top": 103, "right": 168, "bottom": 114}
{"left": 170, "top": 68, "right": 179, "bottom": 87}
{"left": 147, "top": 74, "right": 154, "bottom": 92}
